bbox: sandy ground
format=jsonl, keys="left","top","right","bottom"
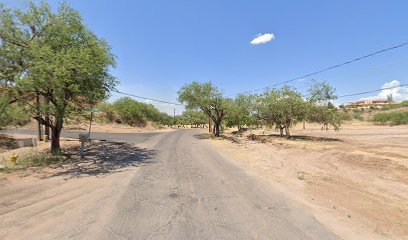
{"left": 208, "top": 121, "right": 408, "bottom": 240}
{"left": 0, "top": 138, "right": 158, "bottom": 239}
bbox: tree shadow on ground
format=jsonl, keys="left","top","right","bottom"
{"left": 253, "top": 134, "right": 342, "bottom": 142}
{"left": 193, "top": 133, "right": 216, "bottom": 140}
{"left": 49, "top": 141, "right": 156, "bottom": 178}
{"left": 193, "top": 133, "right": 241, "bottom": 143}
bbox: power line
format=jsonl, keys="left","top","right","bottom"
{"left": 238, "top": 41, "right": 408, "bottom": 95}
{"left": 113, "top": 90, "right": 184, "bottom": 106}
{"left": 337, "top": 83, "right": 408, "bottom": 98}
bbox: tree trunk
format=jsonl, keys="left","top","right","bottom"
{"left": 44, "top": 98, "right": 50, "bottom": 141}
{"left": 285, "top": 124, "right": 291, "bottom": 138}
{"left": 279, "top": 126, "right": 284, "bottom": 136}
{"left": 51, "top": 117, "right": 63, "bottom": 155}
{"left": 36, "top": 92, "right": 43, "bottom": 142}
{"left": 214, "top": 121, "right": 221, "bottom": 137}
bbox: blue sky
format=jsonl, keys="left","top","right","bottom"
{"left": 5, "top": 0, "right": 408, "bottom": 114}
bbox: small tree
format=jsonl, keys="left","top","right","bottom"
{"left": 178, "top": 81, "right": 227, "bottom": 136}
{"left": 307, "top": 81, "right": 340, "bottom": 130}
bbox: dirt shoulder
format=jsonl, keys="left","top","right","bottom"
{"left": 10, "top": 120, "right": 173, "bottom": 134}
{"left": 0, "top": 137, "right": 159, "bottom": 239}
{"left": 208, "top": 121, "right": 408, "bottom": 240}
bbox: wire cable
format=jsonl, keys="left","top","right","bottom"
{"left": 337, "top": 83, "right": 408, "bottom": 98}
{"left": 113, "top": 90, "right": 184, "bottom": 106}
{"left": 237, "top": 41, "right": 408, "bottom": 95}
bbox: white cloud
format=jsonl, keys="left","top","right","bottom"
{"left": 250, "top": 33, "right": 275, "bottom": 45}
{"left": 364, "top": 80, "right": 408, "bottom": 102}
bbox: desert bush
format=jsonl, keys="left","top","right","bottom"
{"left": 338, "top": 111, "right": 352, "bottom": 121}
{"left": 100, "top": 97, "right": 172, "bottom": 127}
{"left": 352, "top": 112, "right": 364, "bottom": 121}
{"left": 399, "top": 101, "right": 408, "bottom": 108}
{"left": 372, "top": 112, "right": 408, "bottom": 125}
{"left": 372, "top": 113, "right": 389, "bottom": 124}
{"left": 113, "top": 97, "right": 148, "bottom": 127}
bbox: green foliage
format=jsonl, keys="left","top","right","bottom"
{"left": 372, "top": 113, "right": 389, "bottom": 124}
{"left": 307, "top": 105, "right": 341, "bottom": 130}
{"left": 307, "top": 80, "right": 337, "bottom": 103}
{"left": 181, "top": 110, "right": 207, "bottom": 126}
{"left": 0, "top": 94, "right": 30, "bottom": 128}
{"left": 372, "top": 112, "right": 408, "bottom": 125}
{"left": 0, "top": 2, "right": 117, "bottom": 154}
{"left": 113, "top": 97, "right": 148, "bottom": 127}
{"left": 399, "top": 101, "right": 408, "bottom": 107}
{"left": 226, "top": 94, "right": 257, "bottom": 130}
{"left": 338, "top": 111, "right": 352, "bottom": 121}
{"left": 306, "top": 81, "right": 341, "bottom": 130}
{"left": 98, "top": 102, "right": 118, "bottom": 123}
{"left": 96, "top": 98, "right": 172, "bottom": 127}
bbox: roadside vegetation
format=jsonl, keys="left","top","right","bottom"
{"left": 1, "top": 1, "right": 407, "bottom": 155}
{"left": 0, "top": 2, "right": 119, "bottom": 154}
{"left": 0, "top": 152, "right": 65, "bottom": 173}
{"left": 178, "top": 81, "right": 342, "bottom": 137}
{"left": 372, "top": 111, "right": 408, "bottom": 125}
{"left": 97, "top": 97, "right": 173, "bottom": 127}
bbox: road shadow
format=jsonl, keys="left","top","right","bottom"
{"left": 193, "top": 133, "right": 215, "bottom": 140}
{"left": 49, "top": 141, "right": 156, "bottom": 178}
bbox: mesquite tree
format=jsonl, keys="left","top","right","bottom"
{"left": 226, "top": 93, "right": 257, "bottom": 131}
{"left": 306, "top": 81, "right": 340, "bottom": 130}
{"left": 257, "top": 86, "right": 307, "bottom": 137}
{"left": 178, "top": 81, "right": 227, "bottom": 137}
{"left": 1, "top": 2, "right": 117, "bottom": 154}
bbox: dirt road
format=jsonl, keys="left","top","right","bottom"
{"left": 0, "top": 129, "right": 337, "bottom": 240}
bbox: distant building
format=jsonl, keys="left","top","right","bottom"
{"left": 347, "top": 99, "right": 397, "bottom": 109}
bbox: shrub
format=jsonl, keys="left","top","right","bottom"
{"left": 399, "top": 101, "right": 408, "bottom": 107}
{"left": 372, "top": 112, "right": 408, "bottom": 125}
{"left": 372, "top": 113, "right": 389, "bottom": 124}
{"left": 338, "top": 112, "right": 352, "bottom": 121}
{"left": 352, "top": 112, "right": 364, "bottom": 121}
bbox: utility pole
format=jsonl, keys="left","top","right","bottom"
{"left": 88, "top": 111, "right": 93, "bottom": 139}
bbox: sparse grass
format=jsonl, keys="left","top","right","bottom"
{"left": 0, "top": 153, "right": 65, "bottom": 173}
{"left": 297, "top": 171, "right": 306, "bottom": 180}
{"left": 352, "top": 112, "right": 364, "bottom": 121}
